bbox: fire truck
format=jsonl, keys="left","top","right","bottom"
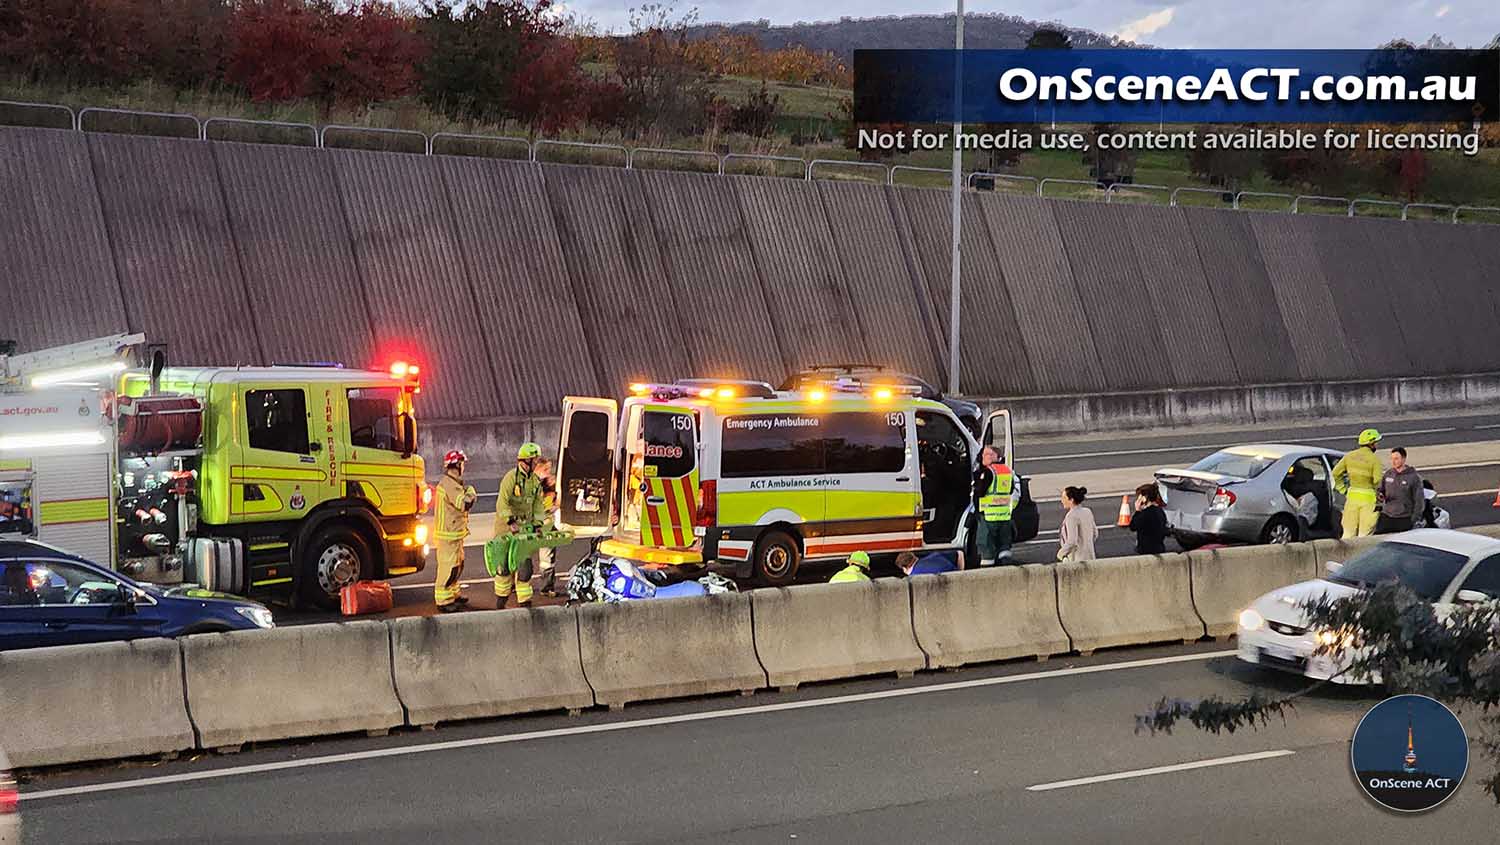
{"left": 0, "top": 334, "right": 428, "bottom": 609}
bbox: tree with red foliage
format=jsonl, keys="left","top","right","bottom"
{"left": 0, "top": 0, "right": 228, "bottom": 87}
{"left": 225, "top": 0, "right": 422, "bottom": 109}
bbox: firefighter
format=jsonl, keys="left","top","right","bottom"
{"left": 494, "top": 442, "right": 548, "bottom": 608}
{"left": 1333, "top": 428, "right": 1385, "bottom": 538}
{"left": 829, "top": 550, "right": 872, "bottom": 584}
{"left": 534, "top": 457, "right": 560, "bottom": 596}
{"left": 976, "top": 446, "right": 1015, "bottom": 566}
{"left": 433, "top": 450, "right": 478, "bottom": 613}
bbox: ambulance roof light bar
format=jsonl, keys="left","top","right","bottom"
{"left": 673, "top": 379, "right": 777, "bottom": 399}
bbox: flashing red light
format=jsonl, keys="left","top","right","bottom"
{"left": 389, "top": 361, "right": 411, "bottom": 378}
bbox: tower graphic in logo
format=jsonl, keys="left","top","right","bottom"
{"left": 1403, "top": 703, "right": 1418, "bottom": 774}
{"left": 1352, "top": 694, "right": 1467, "bottom": 813}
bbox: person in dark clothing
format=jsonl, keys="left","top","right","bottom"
{"left": 898, "top": 550, "right": 959, "bottom": 576}
{"left": 1128, "top": 482, "right": 1171, "bottom": 555}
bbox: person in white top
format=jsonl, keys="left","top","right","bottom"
{"left": 1057, "top": 486, "right": 1099, "bottom": 563}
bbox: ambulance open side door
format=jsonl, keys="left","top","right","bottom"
{"left": 556, "top": 397, "right": 617, "bottom": 537}
{"left": 981, "top": 409, "right": 1014, "bottom": 469}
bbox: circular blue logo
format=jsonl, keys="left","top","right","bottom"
{"left": 1351, "top": 694, "right": 1468, "bottom": 813}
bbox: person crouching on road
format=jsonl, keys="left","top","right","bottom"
{"left": 830, "top": 550, "right": 872, "bottom": 583}
{"left": 975, "top": 446, "right": 1016, "bottom": 567}
{"left": 897, "top": 550, "right": 959, "bottom": 576}
{"left": 1376, "top": 446, "right": 1423, "bottom": 534}
{"left": 494, "top": 442, "right": 548, "bottom": 608}
{"left": 1128, "top": 483, "right": 1170, "bottom": 555}
{"left": 1333, "top": 428, "right": 1385, "bottom": 538}
{"left": 433, "top": 450, "right": 478, "bottom": 613}
{"left": 1057, "top": 486, "right": 1098, "bottom": 563}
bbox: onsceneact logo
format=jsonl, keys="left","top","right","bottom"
{"left": 1351, "top": 694, "right": 1468, "bottom": 813}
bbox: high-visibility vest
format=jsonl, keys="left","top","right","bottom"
{"left": 433, "top": 471, "right": 469, "bottom": 541}
{"left": 979, "top": 463, "right": 1014, "bottom": 522}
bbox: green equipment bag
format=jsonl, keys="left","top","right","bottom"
{"left": 484, "top": 528, "right": 576, "bottom": 578}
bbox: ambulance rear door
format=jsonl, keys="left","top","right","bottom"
{"left": 557, "top": 397, "right": 617, "bottom": 537}
{"left": 630, "top": 404, "right": 698, "bottom": 550}
{"left": 981, "top": 409, "right": 1014, "bottom": 469}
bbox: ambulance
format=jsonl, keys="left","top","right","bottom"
{"left": 0, "top": 334, "right": 427, "bottom": 609}
{"left": 555, "top": 378, "right": 1038, "bottom": 586}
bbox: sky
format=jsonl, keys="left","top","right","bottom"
{"left": 566, "top": 1, "right": 1500, "bottom": 49}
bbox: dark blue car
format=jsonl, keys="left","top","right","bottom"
{"left": 0, "top": 539, "right": 273, "bottom": 650}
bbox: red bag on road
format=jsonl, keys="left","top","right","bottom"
{"left": 340, "top": 580, "right": 393, "bottom": 616}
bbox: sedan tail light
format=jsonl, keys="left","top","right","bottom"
{"left": 0, "top": 769, "right": 17, "bottom": 814}
{"left": 1209, "top": 487, "right": 1237, "bottom": 512}
{"left": 695, "top": 480, "right": 717, "bottom": 528}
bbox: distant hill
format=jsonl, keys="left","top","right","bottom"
{"left": 687, "top": 13, "right": 1133, "bottom": 60}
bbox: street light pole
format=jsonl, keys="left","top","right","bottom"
{"left": 946, "top": 0, "right": 964, "bottom": 396}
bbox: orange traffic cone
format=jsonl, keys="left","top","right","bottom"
{"left": 1492, "top": 486, "right": 1500, "bottom": 508}
{"left": 1116, "top": 494, "right": 1132, "bottom": 527}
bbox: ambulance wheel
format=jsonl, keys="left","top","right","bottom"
{"left": 299, "top": 525, "right": 371, "bottom": 610}
{"left": 753, "top": 530, "right": 800, "bottom": 587}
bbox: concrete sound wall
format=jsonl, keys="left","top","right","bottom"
{"left": 3, "top": 125, "right": 1498, "bottom": 428}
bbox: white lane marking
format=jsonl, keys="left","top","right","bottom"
{"left": 19, "top": 649, "right": 1237, "bottom": 803}
{"left": 1298, "top": 427, "right": 1455, "bottom": 443}
{"left": 1025, "top": 749, "right": 1296, "bottom": 792}
{"left": 1474, "top": 424, "right": 1500, "bottom": 431}
{"left": 1417, "top": 462, "right": 1500, "bottom": 472}
{"left": 391, "top": 577, "right": 494, "bottom": 592}
{"left": 1028, "top": 445, "right": 1216, "bottom": 461}
{"left": 1026, "top": 428, "right": 1460, "bottom": 462}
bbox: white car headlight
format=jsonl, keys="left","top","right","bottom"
{"left": 236, "top": 606, "right": 275, "bottom": 629}
{"left": 1238, "top": 608, "right": 1265, "bottom": 631}
{"left": 1315, "top": 628, "right": 1353, "bottom": 648}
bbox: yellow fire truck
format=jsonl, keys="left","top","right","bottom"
{"left": 0, "top": 334, "right": 427, "bottom": 609}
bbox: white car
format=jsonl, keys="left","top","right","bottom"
{"left": 1237, "top": 530, "right": 1500, "bottom": 684}
{"left": 0, "top": 746, "right": 16, "bottom": 844}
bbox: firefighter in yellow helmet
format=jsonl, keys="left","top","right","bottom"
{"left": 829, "top": 550, "right": 872, "bottom": 584}
{"left": 1332, "top": 428, "right": 1385, "bottom": 538}
{"left": 494, "top": 442, "right": 548, "bottom": 608}
{"left": 433, "top": 450, "right": 478, "bottom": 613}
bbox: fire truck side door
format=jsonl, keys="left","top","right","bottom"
{"left": 557, "top": 397, "right": 617, "bottom": 536}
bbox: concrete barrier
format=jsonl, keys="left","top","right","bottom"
{"left": 182, "top": 622, "right": 404, "bottom": 750}
{"left": 1308, "top": 536, "right": 1383, "bottom": 572}
{"left": 1188, "top": 543, "right": 1318, "bottom": 638}
{"left": 751, "top": 579, "right": 927, "bottom": 690}
{"left": 1056, "top": 554, "right": 1206, "bottom": 654}
{"left": 1461, "top": 524, "right": 1500, "bottom": 540}
{"left": 910, "top": 565, "right": 1070, "bottom": 668}
{"left": 0, "top": 639, "right": 195, "bottom": 768}
{"left": 577, "top": 593, "right": 765, "bottom": 708}
{"left": 1396, "top": 376, "right": 1465, "bottom": 410}
{"left": 1167, "top": 387, "right": 1253, "bottom": 428}
{"left": 390, "top": 607, "right": 594, "bottom": 727}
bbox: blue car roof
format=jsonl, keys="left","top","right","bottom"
{"left": 0, "top": 537, "right": 88, "bottom": 561}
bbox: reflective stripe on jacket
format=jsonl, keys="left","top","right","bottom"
{"left": 433, "top": 471, "right": 470, "bottom": 541}
{"left": 1332, "top": 448, "right": 1384, "bottom": 504}
{"left": 979, "top": 463, "right": 1014, "bottom": 522}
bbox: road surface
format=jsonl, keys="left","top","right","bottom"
{"left": 17, "top": 642, "right": 1496, "bottom": 842}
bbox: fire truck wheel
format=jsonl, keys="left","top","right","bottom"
{"left": 753, "top": 530, "right": 799, "bottom": 587}
{"left": 300, "top": 525, "right": 371, "bottom": 609}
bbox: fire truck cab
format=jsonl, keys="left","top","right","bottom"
{"left": 0, "top": 334, "right": 427, "bottom": 610}
{"left": 555, "top": 378, "right": 1038, "bottom": 586}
